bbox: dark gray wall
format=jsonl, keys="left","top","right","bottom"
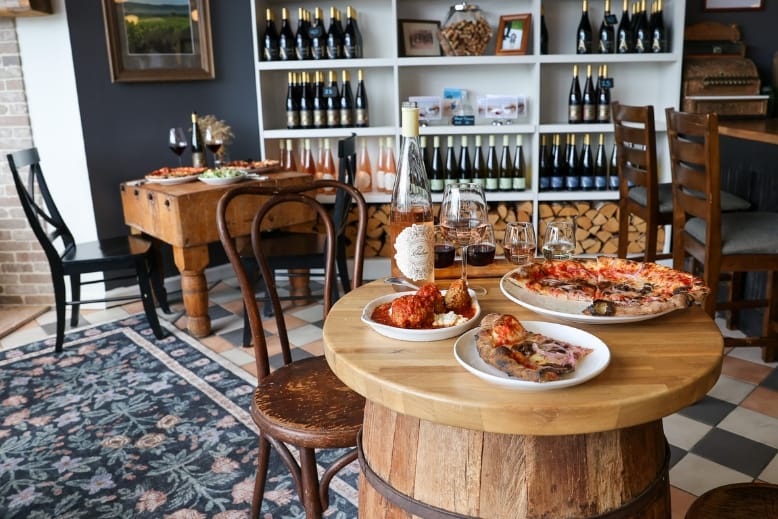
{"left": 66, "top": 1, "right": 259, "bottom": 242}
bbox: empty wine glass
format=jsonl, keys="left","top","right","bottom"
{"left": 439, "top": 183, "right": 489, "bottom": 295}
{"left": 504, "top": 222, "right": 537, "bottom": 265}
{"left": 204, "top": 126, "right": 223, "bottom": 167}
{"left": 168, "top": 127, "right": 187, "bottom": 166}
{"left": 542, "top": 219, "right": 577, "bottom": 260}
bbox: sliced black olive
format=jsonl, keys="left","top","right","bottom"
{"left": 587, "top": 299, "right": 615, "bottom": 316}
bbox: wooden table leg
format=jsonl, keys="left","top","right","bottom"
{"left": 173, "top": 245, "right": 211, "bottom": 337}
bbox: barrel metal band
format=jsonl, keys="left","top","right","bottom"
{"left": 357, "top": 429, "right": 671, "bottom": 519}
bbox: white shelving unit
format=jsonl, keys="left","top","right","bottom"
{"left": 249, "top": 0, "right": 685, "bottom": 223}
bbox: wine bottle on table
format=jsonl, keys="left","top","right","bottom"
{"left": 580, "top": 133, "right": 595, "bottom": 190}
{"left": 568, "top": 65, "right": 583, "bottom": 124}
{"left": 340, "top": 70, "right": 354, "bottom": 127}
{"left": 390, "top": 103, "right": 434, "bottom": 288}
{"left": 597, "top": 64, "right": 612, "bottom": 123}
{"left": 538, "top": 134, "right": 551, "bottom": 192}
{"left": 594, "top": 133, "right": 608, "bottom": 190}
{"left": 343, "top": 5, "right": 363, "bottom": 58}
{"left": 634, "top": 0, "right": 649, "bottom": 53}
{"left": 444, "top": 135, "right": 458, "bottom": 189}
{"left": 565, "top": 134, "right": 581, "bottom": 191}
{"left": 650, "top": 0, "right": 666, "bottom": 53}
{"left": 498, "top": 135, "right": 513, "bottom": 192}
{"left": 355, "top": 137, "right": 372, "bottom": 193}
{"left": 261, "top": 8, "right": 279, "bottom": 61}
{"left": 512, "top": 134, "right": 526, "bottom": 192}
{"left": 599, "top": 0, "right": 615, "bottom": 53}
{"left": 576, "top": 0, "right": 593, "bottom": 54}
{"left": 190, "top": 112, "right": 205, "bottom": 168}
{"left": 616, "top": 0, "right": 632, "bottom": 53}
{"left": 278, "top": 7, "right": 295, "bottom": 61}
{"left": 325, "top": 70, "right": 340, "bottom": 128}
{"left": 458, "top": 135, "right": 472, "bottom": 184}
{"left": 550, "top": 133, "right": 566, "bottom": 191}
{"left": 309, "top": 7, "right": 326, "bottom": 60}
{"left": 295, "top": 7, "right": 310, "bottom": 60}
{"left": 326, "top": 6, "right": 344, "bottom": 59}
{"left": 285, "top": 71, "right": 300, "bottom": 129}
{"left": 485, "top": 135, "right": 499, "bottom": 192}
{"left": 582, "top": 64, "right": 597, "bottom": 123}
{"left": 429, "top": 136, "right": 445, "bottom": 194}
{"left": 354, "top": 69, "right": 369, "bottom": 127}
{"left": 383, "top": 136, "right": 397, "bottom": 192}
{"left": 471, "top": 135, "right": 486, "bottom": 189}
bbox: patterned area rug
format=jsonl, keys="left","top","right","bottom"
{"left": 0, "top": 316, "right": 359, "bottom": 518}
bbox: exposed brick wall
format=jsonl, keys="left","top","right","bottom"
{"left": 0, "top": 17, "right": 52, "bottom": 307}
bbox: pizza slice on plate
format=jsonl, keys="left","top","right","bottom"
{"left": 476, "top": 313, "right": 592, "bottom": 383}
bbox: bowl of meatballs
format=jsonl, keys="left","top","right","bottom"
{"left": 361, "top": 279, "right": 481, "bottom": 342}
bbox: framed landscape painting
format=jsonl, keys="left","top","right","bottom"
{"left": 102, "top": 0, "right": 214, "bottom": 83}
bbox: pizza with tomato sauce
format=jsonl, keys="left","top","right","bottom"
{"left": 476, "top": 313, "right": 593, "bottom": 382}
{"left": 505, "top": 256, "right": 709, "bottom": 317}
{"left": 145, "top": 166, "right": 206, "bottom": 180}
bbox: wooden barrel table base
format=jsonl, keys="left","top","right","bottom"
{"left": 358, "top": 402, "right": 671, "bottom": 519}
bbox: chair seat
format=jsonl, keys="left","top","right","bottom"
{"left": 628, "top": 183, "right": 751, "bottom": 213}
{"left": 686, "top": 212, "right": 778, "bottom": 255}
{"left": 260, "top": 231, "right": 327, "bottom": 263}
{"left": 251, "top": 356, "right": 365, "bottom": 449}
{"left": 62, "top": 235, "right": 152, "bottom": 266}
{"left": 685, "top": 482, "right": 778, "bottom": 518}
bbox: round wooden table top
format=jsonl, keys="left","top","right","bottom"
{"left": 323, "top": 278, "right": 724, "bottom": 436}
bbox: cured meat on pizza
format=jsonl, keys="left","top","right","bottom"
{"left": 476, "top": 313, "right": 593, "bottom": 383}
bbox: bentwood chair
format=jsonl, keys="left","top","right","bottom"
{"left": 611, "top": 102, "right": 751, "bottom": 262}
{"left": 240, "top": 134, "right": 357, "bottom": 346}
{"left": 665, "top": 108, "right": 778, "bottom": 362}
{"left": 7, "top": 147, "right": 168, "bottom": 352}
{"left": 217, "top": 179, "right": 367, "bottom": 519}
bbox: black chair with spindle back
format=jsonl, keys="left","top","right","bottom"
{"left": 7, "top": 147, "right": 168, "bottom": 352}
{"left": 217, "top": 179, "right": 368, "bottom": 519}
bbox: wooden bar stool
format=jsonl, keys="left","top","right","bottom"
{"left": 685, "top": 483, "right": 778, "bottom": 518}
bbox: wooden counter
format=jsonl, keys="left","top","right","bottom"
{"left": 718, "top": 118, "right": 778, "bottom": 145}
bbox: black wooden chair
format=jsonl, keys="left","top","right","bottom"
{"left": 240, "top": 134, "right": 357, "bottom": 346}
{"left": 665, "top": 108, "right": 778, "bottom": 362}
{"left": 7, "top": 147, "right": 168, "bottom": 352}
{"left": 217, "top": 179, "right": 368, "bottom": 519}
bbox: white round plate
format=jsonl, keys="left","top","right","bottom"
{"left": 499, "top": 269, "right": 675, "bottom": 324}
{"left": 361, "top": 290, "right": 481, "bottom": 342}
{"left": 144, "top": 174, "right": 200, "bottom": 185}
{"left": 198, "top": 172, "right": 248, "bottom": 185}
{"left": 453, "top": 321, "right": 610, "bottom": 390}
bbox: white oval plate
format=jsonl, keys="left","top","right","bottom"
{"left": 500, "top": 269, "right": 675, "bottom": 324}
{"left": 454, "top": 321, "right": 610, "bottom": 390}
{"left": 198, "top": 173, "right": 248, "bottom": 185}
{"left": 361, "top": 290, "right": 481, "bottom": 342}
{"left": 144, "top": 174, "right": 200, "bottom": 185}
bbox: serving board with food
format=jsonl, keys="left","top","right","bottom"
{"left": 144, "top": 166, "right": 206, "bottom": 184}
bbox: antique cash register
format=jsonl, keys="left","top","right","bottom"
{"left": 682, "top": 21, "right": 768, "bottom": 117}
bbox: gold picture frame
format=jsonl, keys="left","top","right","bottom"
{"left": 496, "top": 14, "right": 532, "bottom": 56}
{"left": 102, "top": 0, "right": 214, "bottom": 83}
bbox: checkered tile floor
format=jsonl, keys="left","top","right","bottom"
{"left": 2, "top": 276, "right": 776, "bottom": 519}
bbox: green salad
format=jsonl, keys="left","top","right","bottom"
{"left": 199, "top": 167, "right": 246, "bottom": 179}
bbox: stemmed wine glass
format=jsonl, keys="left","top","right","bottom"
{"left": 204, "top": 126, "right": 223, "bottom": 167}
{"left": 439, "top": 183, "right": 489, "bottom": 295}
{"left": 168, "top": 127, "right": 187, "bottom": 166}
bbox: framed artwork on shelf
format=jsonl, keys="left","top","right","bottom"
{"left": 703, "top": 0, "right": 763, "bottom": 10}
{"left": 101, "top": 0, "right": 214, "bottom": 83}
{"left": 398, "top": 19, "right": 442, "bottom": 57}
{"left": 496, "top": 14, "right": 532, "bottom": 55}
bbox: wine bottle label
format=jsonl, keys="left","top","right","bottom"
{"left": 569, "top": 105, "right": 582, "bottom": 122}
{"left": 551, "top": 176, "right": 564, "bottom": 190}
{"left": 452, "top": 114, "right": 475, "bottom": 126}
{"left": 311, "top": 46, "right": 324, "bottom": 60}
{"left": 192, "top": 151, "right": 206, "bottom": 168}
{"left": 375, "top": 170, "right": 385, "bottom": 190}
{"left": 512, "top": 177, "right": 526, "bottom": 191}
{"left": 566, "top": 176, "right": 580, "bottom": 190}
{"left": 498, "top": 178, "right": 512, "bottom": 190}
{"left": 340, "top": 109, "right": 353, "bottom": 126}
{"left": 393, "top": 223, "right": 434, "bottom": 283}
{"left": 581, "top": 176, "right": 595, "bottom": 190}
{"left": 594, "top": 175, "right": 607, "bottom": 190}
{"left": 326, "top": 109, "right": 339, "bottom": 128}
{"left": 583, "top": 105, "right": 596, "bottom": 122}
{"left": 598, "top": 104, "right": 610, "bottom": 122}
{"left": 384, "top": 171, "right": 397, "bottom": 191}
{"left": 287, "top": 110, "right": 300, "bottom": 128}
{"left": 313, "top": 110, "right": 326, "bottom": 128}
{"left": 263, "top": 48, "right": 278, "bottom": 61}
{"left": 300, "top": 110, "right": 313, "bottom": 128}
{"left": 485, "top": 178, "right": 499, "bottom": 191}
{"left": 539, "top": 177, "right": 551, "bottom": 190}
{"left": 326, "top": 44, "right": 339, "bottom": 59}
{"left": 355, "top": 108, "right": 369, "bottom": 126}
{"left": 430, "top": 178, "right": 445, "bottom": 192}
{"left": 344, "top": 44, "right": 357, "bottom": 58}
{"left": 608, "top": 175, "right": 620, "bottom": 190}
{"left": 279, "top": 47, "right": 291, "bottom": 60}
{"left": 471, "top": 178, "right": 485, "bottom": 188}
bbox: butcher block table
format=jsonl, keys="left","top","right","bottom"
{"left": 120, "top": 172, "right": 313, "bottom": 337}
{"left": 323, "top": 278, "right": 724, "bottom": 519}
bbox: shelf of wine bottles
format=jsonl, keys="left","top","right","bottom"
{"left": 572, "top": 0, "right": 669, "bottom": 55}
{"left": 285, "top": 68, "right": 369, "bottom": 130}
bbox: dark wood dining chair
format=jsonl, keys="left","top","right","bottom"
{"left": 611, "top": 102, "right": 751, "bottom": 262}
{"left": 217, "top": 179, "right": 368, "bottom": 519}
{"left": 240, "top": 134, "right": 357, "bottom": 347}
{"left": 7, "top": 147, "right": 168, "bottom": 352}
{"left": 685, "top": 482, "right": 778, "bottom": 518}
{"left": 665, "top": 108, "right": 778, "bottom": 362}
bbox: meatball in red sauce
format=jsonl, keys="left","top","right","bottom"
{"left": 389, "top": 294, "right": 434, "bottom": 329}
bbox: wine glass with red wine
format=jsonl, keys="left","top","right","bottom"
{"left": 168, "top": 127, "right": 187, "bottom": 166}
{"left": 467, "top": 224, "right": 496, "bottom": 268}
{"left": 434, "top": 225, "right": 456, "bottom": 269}
{"left": 204, "top": 126, "right": 223, "bottom": 167}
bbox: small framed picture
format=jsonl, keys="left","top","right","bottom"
{"left": 496, "top": 14, "right": 532, "bottom": 56}
{"left": 703, "top": 0, "right": 763, "bottom": 10}
{"left": 398, "top": 19, "right": 442, "bottom": 57}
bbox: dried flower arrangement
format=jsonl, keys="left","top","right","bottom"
{"left": 197, "top": 114, "right": 234, "bottom": 162}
